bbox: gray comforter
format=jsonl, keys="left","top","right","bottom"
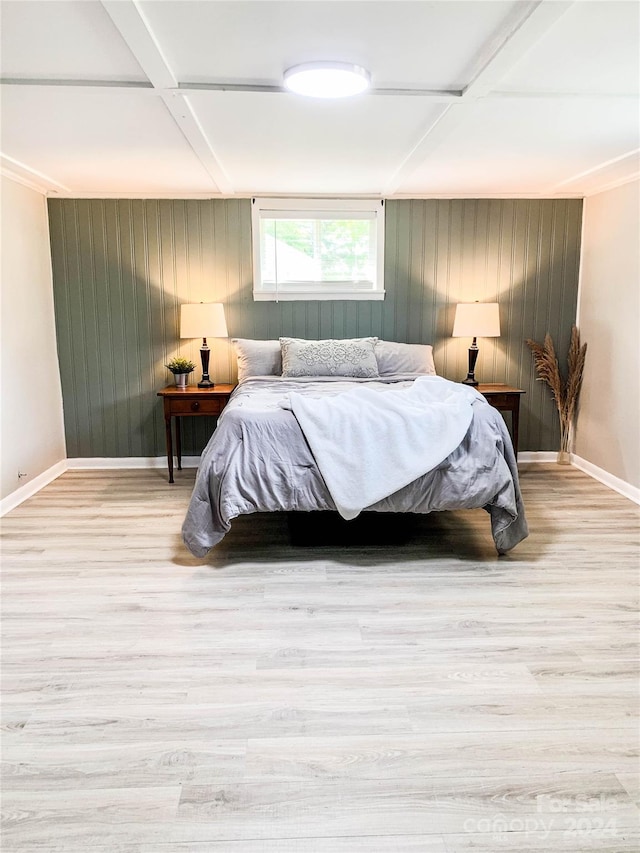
{"left": 182, "top": 375, "right": 529, "bottom": 557}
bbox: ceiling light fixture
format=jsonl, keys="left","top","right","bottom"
{"left": 283, "top": 62, "right": 371, "bottom": 98}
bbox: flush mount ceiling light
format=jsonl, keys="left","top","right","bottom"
{"left": 283, "top": 62, "right": 371, "bottom": 98}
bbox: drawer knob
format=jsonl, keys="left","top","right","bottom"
{"left": 191, "top": 401, "right": 200, "bottom": 411}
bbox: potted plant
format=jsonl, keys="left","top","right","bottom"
{"left": 166, "top": 357, "right": 195, "bottom": 388}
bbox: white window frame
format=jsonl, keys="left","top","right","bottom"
{"left": 252, "top": 198, "right": 385, "bottom": 301}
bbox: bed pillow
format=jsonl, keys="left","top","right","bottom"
{"left": 375, "top": 340, "right": 437, "bottom": 376}
{"left": 280, "top": 337, "right": 380, "bottom": 378}
{"left": 232, "top": 338, "right": 282, "bottom": 383}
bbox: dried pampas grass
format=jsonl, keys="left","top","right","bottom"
{"left": 526, "top": 325, "right": 587, "bottom": 456}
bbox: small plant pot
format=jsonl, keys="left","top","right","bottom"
{"left": 173, "top": 373, "right": 189, "bottom": 388}
{"left": 557, "top": 450, "right": 571, "bottom": 465}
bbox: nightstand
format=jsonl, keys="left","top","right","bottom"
{"left": 157, "top": 384, "right": 235, "bottom": 483}
{"left": 475, "top": 384, "right": 525, "bottom": 456}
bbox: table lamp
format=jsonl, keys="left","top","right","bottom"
{"left": 452, "top": 302, "right": 500, "bottom": 386}
{"left": 180, "top": 302, "right": 228, "bottom": 388}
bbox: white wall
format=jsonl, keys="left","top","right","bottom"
{"left": 575, "top": 179, "right": 640, "bottom": 491}
{"left": 1, "top": 175, "right": 66, "bottom": 504}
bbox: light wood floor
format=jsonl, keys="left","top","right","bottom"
{"left": 1, "top": 464, "right": 639, "bottom": 852}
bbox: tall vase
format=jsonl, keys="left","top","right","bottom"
{"left": 557, "top": 425, "right": 571, "bottom": 465}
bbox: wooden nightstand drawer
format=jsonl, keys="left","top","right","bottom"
{"left": 483, "top": 393, "right": 514, "bottom": 410}
{"left": 168, "top": 396, "right": 224, "bottom": 416}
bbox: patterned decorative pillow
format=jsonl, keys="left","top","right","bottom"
{"left": 375, "top": 340, "right": 437, "bottom": 376}
{"left": 280, "top": 337, "right": 380, "bottom": 378}
{"left": 232, "top": 339, "right": 282, "bottom": 383}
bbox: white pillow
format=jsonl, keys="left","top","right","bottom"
{"left": 232, "top": 339, "right": 282, "bottom": 383}
{"left": 375, "top": 340, "right": 436, "bottom": 375}
{"left": 280, "top": 337, "right": 380, "bottom": 378}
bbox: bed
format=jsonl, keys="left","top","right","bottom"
{"left": 181, "top": 337, "right": 528, "bottom": 557}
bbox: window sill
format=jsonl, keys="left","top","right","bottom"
{"left": 253, "top": 290, "right": 385, "bottom": 302}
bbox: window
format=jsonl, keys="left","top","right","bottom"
{"left": 252, "top": 198, "right": 385, "bottom": 301}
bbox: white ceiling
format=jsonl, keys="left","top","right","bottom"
{"left": 1, "top": 0, "right": 638, "bottom": 198}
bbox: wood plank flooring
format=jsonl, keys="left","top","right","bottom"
{"left": 1, "top": 464, "right": 639, "bottom": 851}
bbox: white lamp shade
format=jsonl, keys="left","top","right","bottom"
{"left": 452, "top": 302, "right": 500, "bottom": 338}
{"left": 180, "top": 303, "right": 228, "bottom": 339}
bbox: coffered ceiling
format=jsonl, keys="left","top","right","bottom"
{"left": 1, "top": 0, "right": 638, "bottom": 198}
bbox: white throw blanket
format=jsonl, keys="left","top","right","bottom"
{"left": 285, "top": 376, "right": 483, "bottom": 520}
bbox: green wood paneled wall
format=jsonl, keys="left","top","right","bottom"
{"left": 48, "top": 198, "right": 582, "bottom": 456}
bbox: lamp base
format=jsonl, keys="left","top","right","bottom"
{"left": 198, "top": 339, "right": 215, "bottom": 388}
{"left": 461, "top": 340, "right": 480, "bottom": 386}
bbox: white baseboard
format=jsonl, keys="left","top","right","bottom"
{"left": 517, "top": 451, "right": 639, "bottom": 504}
{"left": 1, "top": 457, "right": 199, "bottom": 516}
{"left": 1, "top": 460, "right": 68, "bottom": 516}
{"left": 5, "top": 454, "right": 637, "bottom": 518}
{"left": 517, "top": 452, "right": 558, "bottom": 463}
{"left": 66, "top": 457, "right": 201, "bottom": 470}
{"left": 571, "top": 454, "right": 640, "bottom": 505}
